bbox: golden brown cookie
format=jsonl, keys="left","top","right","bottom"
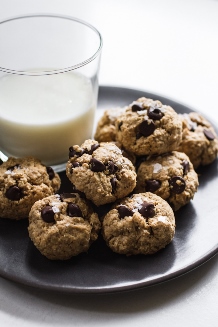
{"left": 177, "top": 112, "right": 218, "bottom": 168}
{"left": 0, "top": 157, "right": 61, "bottom": 219}
{"left": 94, "top": 107, "right": 126, "bottom": 142}
{"left": 28, "top": 193, "right": 101, "bottom": 260}
{"left": 102, "top": 192, "right": 175, "bottom": 255}
{"left": 135, "top": 151, "right": 199, "bottom": 211}
{"left": 66, "top": 139, "right": 136, "bottom": 206}
{"left": 115, "top": 97, "right": 182, "bottom": 156}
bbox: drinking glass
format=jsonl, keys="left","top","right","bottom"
{"left": 0, "top": 14, "right": 103, "bottom": 171}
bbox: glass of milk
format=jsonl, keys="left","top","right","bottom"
{"left": 0, "top": 14, "right": 103, "bottom": 171}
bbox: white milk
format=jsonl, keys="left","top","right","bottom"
{"left": 0, "top": 72, "right": 95, "bottom": 166}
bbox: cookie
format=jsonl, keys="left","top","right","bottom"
{"left": 28, "top": 193, "right": 101, "bottom": 260}
{"left": 102, "top": 192, "right": 175, "bottom": 255}
{"left": 94, "top": 107, "right": 126, "bottom": 142}
{"left": 115, "top": 97, "right": 182, "bottom": 156}
{"left": 177, "top": 112, "right": 218, "bottom": 168}
{"left": 66, "top": 139, "right": 136, "bottom": 206}
{"left": 135, "top": 151, "right": 199, "bottom": 211}
{"left": 0, "top": 157, "right": 61, "bottom": 219}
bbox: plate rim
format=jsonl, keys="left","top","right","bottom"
{"left": 0, "top": 85, "right": 217, "bottom": 294}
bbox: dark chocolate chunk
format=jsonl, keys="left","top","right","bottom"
{"left": 72, "top": 161, "right": 80, "bottom": 168}
{"left": 203, "top": 129, "right": 215, "bottom": 141}
{"left": 89, "top": 143, "right": 100, "bottom": 154}
{"left": 131, "top": 102, "right": 144, "bottom": 112}
{"left": 69, "top": 146, "right": 76, "bottom": 158}
{"left": 67, "top": 203, "right": 83, "bottom": 217}
{"left": 108, "top": 161, "right": 118, "bottom": 174}
{"left": 145, "top": 179, "right": 161, "bottom": 192}
{"left": 90, "top": 158, "right": 106, "bottom": 172}
{"left": 148, "top": 107, "right": 164, "bottom": 120}
{"left": 117, "top": 205, "right": 134, "bottom": 219}
{"left": 69, "top": 146, "right": 85, "bottom": 158}
{"left": 181, "top": 160, "right": 190, "bottom": 175}
{"left": 0, "top": 159, "right": 3, "bottom": 165}
{"left": 46, "top": 166, "right": 55, "bottom": 180}
{"left": 136, "top": 132, "right": 142, "bottom": 139}
{"left": 138, "top": 201, "right": 155, "bottom": 218}
{"left": 169, "top": 176, "right": 186, "bottom": 194}
{"left": 7, "top": 164, "right": 20, "bottom": 171}
{"left": 5, "top": 186, "right": 22, "bottom": 201}
{"left": 41, "top": 206, "right": 55, "bottom": 223}
{"left": 110, "top": 177, "right": 117, "bottom": 193}
{"left": 70, "top": 161, "right": 81, "bottom": 173}
{"left": 138, "top": 120, "right": 155, "bottom": 137}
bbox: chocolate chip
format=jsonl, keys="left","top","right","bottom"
{"left": 0, "top": 159, "right": 3, "bottom": 165}
{"left": 117, "top": 205, "right": 134, "bottom": 219}
{"left": 110, "top": 177, "right": 117, "bottom": 193}
{"left": 131, "top": 102, "right": 144, "bottom": 112}
{"left": 148, "top": 107, "right": 164, "bottom": 120}
{"left": 5, "top": 186, "right": 22, "bottom": 201}
{"left": 90, "top": 158, "right": 106, "bottom": 172}
{"left": 108, "top": 161, "right": 118, "bottom": 174}
{"left": 136, "top": 132, "right": 142, "bottom": 139}
{"left": 181, "top": 160, "right": 190, "bottom": 175}
{"left": 72, "top": 162, "right": 80, "bottom": 168}
{"left": 70, "top": 161, "right": 81, "bottom": 174}
{"left": 138, "top": 120, "right": 155, "bottom": 137}
{"left": 41, "top": 206, "right": 55, "bottom": 223}
{"left": 145, "top": 179, "right": 161, "bottom": 192}
{"left": 169, "top": 176, "right": 186, "bottom": 194}
{"left": 69, "top": 146, "right": 76, "bottom": 158}
{"left": 46, "top": 166, "right": 55, "bottom": 180}
{"left": 67, "top": 203, "right": 83, "bottom": 217}
{"left": 138, "top": 201, "right": 155, "bottom": 218}
{"left": 69, "top": 146, "right": 85, "bottom": 158}
{"left": 203, "top": 129, "right": 215, "bottom": 141}
{"left": 89, "top": 143, "right": 100, "bottom": 154}
{"left": 7, "top": 164, "right": 20, "bottom": 171}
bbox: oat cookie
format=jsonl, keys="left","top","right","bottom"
{"left": 66, "top": 139, "right": 136, "bottom": 206}
{"left": 94, "top": 107, "right": 126, "bottom": 142}
{"left": 135, "top": 151, "right": 199, "bottom": 211}
{"left": 115, "top": 97, "right": 182, "bottom": 156}
{"left": 0, "top": 157, "right": 61, "bottom": 219}
{"left": 177, "top": 112, "right": 218, "bottom": 168}
{"left": 102, "top": 192, "right": 175, "bottom": 255}
{"left": 28, "top": 193, "right": 101, "bottom": 260}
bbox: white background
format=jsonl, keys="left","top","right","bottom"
{"left": 0, "top": 1, "right": 218, "bottom": 326}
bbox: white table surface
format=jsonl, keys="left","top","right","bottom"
{"left": 0, "top": 0, "right": 218, "bottom": 326}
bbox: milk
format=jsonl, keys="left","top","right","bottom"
{"left": 0, "top": 72, "right": 96, "bottom": 166}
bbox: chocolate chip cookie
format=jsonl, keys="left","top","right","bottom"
{"left": 115, "top": 97, "right": 182, "bottom": 156}
{"left": 66, "top": 139, "right": 136, "bottom": 206}
{"left": 28, "top": 193, "right": 101, "bottom": 260}
{"left": 102, "top": 192, "right": 175, "bottom": 255}
{"left": 135, "top": 151, "right": 199, "bottom": 211}
{"left": 177, "top": 112, "right": 218, "bottom": 168}
{"left": 0, "top": 157, "right": 61, "bottom": 219}
{"left": 94, "top": 107, "right": 126, "bottom": 142}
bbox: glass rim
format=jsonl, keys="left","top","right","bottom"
{"left": 0, "top": 13, "right": 103, "bottom": 76}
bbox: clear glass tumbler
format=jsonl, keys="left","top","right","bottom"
{"left": 0, "top": 14, "right": 103, "bottom": 171}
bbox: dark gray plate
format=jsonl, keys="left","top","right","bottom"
{"left": 0, "top": 86, "right": 217, "bottom": 294}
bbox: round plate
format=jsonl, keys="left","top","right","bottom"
{"left": 0, "top": 86, "right": 217, "bottom": 293}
